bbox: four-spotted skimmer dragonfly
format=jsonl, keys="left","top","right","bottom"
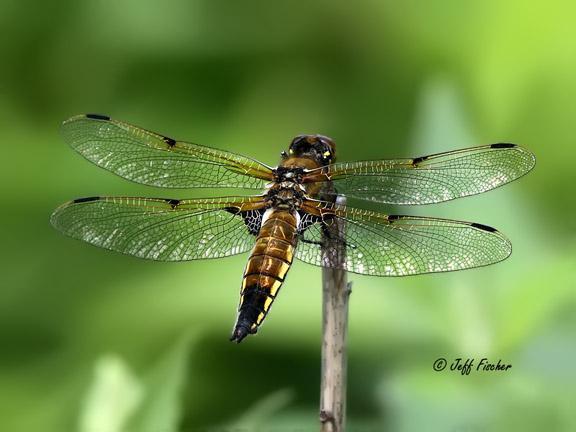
{"left": 51, "top": 114, "right": 535, "bottom": 342}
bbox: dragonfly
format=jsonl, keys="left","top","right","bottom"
{"left": 51, "top": 114, "right": 535, "bottom": 342}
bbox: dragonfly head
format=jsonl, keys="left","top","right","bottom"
{"left": 288, "top": 134, "right": 336, "bottom": 165}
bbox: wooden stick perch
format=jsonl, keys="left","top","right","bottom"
{"left": 319, "top": 196, "right": 351, "bottom": 432}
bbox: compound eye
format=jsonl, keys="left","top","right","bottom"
{"left": 290, "top": 138, "right": 311, "bottom": 153}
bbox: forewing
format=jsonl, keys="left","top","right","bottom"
{"left": 51, "top": 196, "right": 266, "bottom": 261}
{"left": 62, "top": 114, "right": 274, "bottom": 189}
{"left": 296, "top": 201, "right": 511, "bottom": 276}
{"left": 303, "top": 144, "right": 535, "bottom": 204}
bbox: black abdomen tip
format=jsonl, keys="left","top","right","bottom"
{"left": 490, "top": 143, "right": 516, "bottom": 149}
{"left": 86, "top": 114, "right": 110, "bottom": 121}
{"left": 230, "top": 325, "right": 250, "bottom": 343}
{"left": 471, "top": 222, "right": 497, "bottom": 233}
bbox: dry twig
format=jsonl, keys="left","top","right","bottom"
{"left": 319, "top": 196, "right": 351, "bottom": 432}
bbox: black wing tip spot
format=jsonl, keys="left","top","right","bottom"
{"left": 73, "top": 196, "right": 101, "bottom": 203}
{"left": 85, "top": 114, "right": 111, "bottom": 121}
{"left": 163, "top": 136, "right": 177, "bottom": 147}
{"left": 471, "top": 222, "right": 498, "bottom": 233}
{"left": 491, "top": 143, "right": 516, "bottom": 149}
{"left": 388, "top": 214, "right": 402, "bottom": 221}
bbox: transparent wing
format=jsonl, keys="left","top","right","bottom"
{"left": 62, "top": 114, "right": 274, "bottom": 189}
{"left": 296, "top": 200, "right": 512, "bottom": 276}
{"left": 302, "top": 144, "right": 535, "bottom": 205}
{"left": 51, "top": 195, "right": 266, "bottom": 261}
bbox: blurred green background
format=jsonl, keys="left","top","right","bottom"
{"left": 1, "top": 1, "right": 575, "bottom": 431}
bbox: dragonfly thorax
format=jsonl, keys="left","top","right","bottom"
{"left": 266, "top": 184, "right": 303, "bottom": 210}
{"left": 274, "top": 166, "right": 305, "bottom": 183}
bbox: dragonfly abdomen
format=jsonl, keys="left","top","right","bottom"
{"left": 230, "top": 209, "right": 299, "bottom": 343}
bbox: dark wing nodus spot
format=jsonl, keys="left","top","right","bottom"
{"left": 163, "top": 136, "right": 177, "bottom": 147}
{"left": 164, "top": 198, "right": 180, "bottom": 209}
{"left": 412, "top": 155, "right": 429, "bottom": 165}
{"left": 85, "top": 114, "right": 110, "bottom": 121}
